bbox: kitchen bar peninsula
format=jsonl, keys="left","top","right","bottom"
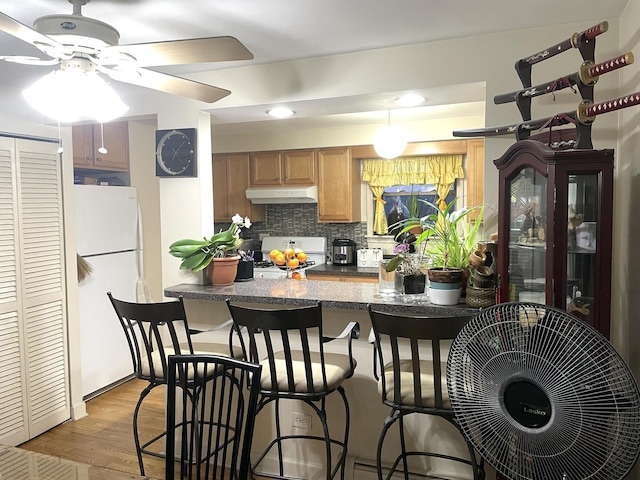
{"left": 163, "top": 278, "right": 477, "bottom": 479}
{"left": 164, "top": 277, "right": 474, "bottom": 315}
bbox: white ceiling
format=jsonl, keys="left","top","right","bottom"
{"left": 0, "top": 0, "right": 629, "bottom": 130}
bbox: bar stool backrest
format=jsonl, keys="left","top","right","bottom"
{"left": 165, "top": 354, "right": 262, "bottom": 480}
{"left": 108, "top": 292, "right": 195, "bottom": 385}
{"left": 368, "top": 306, "right": 474, "bottom": 410}
{"left": 226, "top": 301, "right": 330, "bottom": 396}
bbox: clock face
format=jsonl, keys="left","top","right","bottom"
{"left": 155, "top": 128, "right": 197, "bottom": 177}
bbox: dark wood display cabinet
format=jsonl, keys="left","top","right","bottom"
{"left": 494, "top": 139, "right": 614, "bottom": 338}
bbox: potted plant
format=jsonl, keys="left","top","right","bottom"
{"left": 391, "top": 198, "right": 484, "bottom": 304}
{"left": 384, "top": 240, "right": 427, "bottom": 294}
{"left": 169, "top": 214, "right": 251, "bottom": 286}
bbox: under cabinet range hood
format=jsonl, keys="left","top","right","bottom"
{"left": 245, "top": 186, "right": 318, "bottom": 204}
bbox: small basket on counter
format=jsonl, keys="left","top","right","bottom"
{"left": 465, "top": 285, "right": 497, "bottom": 308}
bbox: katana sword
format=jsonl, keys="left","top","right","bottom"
{"left": 453, "top": 91, "right": 640, "bottom": 149}
{"left": 514, "top": 21, "right": 608, "bottom": 87}
{"left": 520, "top": 21, "right": 608, "bottom": 67}
{"left": 495, "top": 53, "right": 634, "bottom": 105}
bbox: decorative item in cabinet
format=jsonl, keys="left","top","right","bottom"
{"left": 213, "top": 154, "right": 265, "bottom": 222}
{"left": 317, "top": 147, "right": 360, "bottom": 223}
{"left": 72, "top": 121, "right": 129, "bottom": 171}
{"left": 249, "top": 149, "right": 316, "bottom": 186}
{"left": 494, "top": 139, "right": 613, "bottom": 338}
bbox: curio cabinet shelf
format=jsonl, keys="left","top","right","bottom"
{"left": 494, "top": 139, "right": 614, "bottom": 338}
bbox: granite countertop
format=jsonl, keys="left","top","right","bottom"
{"left": 165, "top": 278, "right": 476, "bottom": 316}
{"left": 307, "top": 263, "right": 378, "bottom": 277}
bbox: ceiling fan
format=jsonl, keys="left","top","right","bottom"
{"left": 0, "top": 0, "right": 253, "bottom": 105}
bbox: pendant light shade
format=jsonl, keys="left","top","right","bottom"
{"left": 373, "top": 110, "right": 407, "bottom": 159}
{"left": 22, "top": 59, "right": 129, "bottom": 123}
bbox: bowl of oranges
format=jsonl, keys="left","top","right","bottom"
{"left": 269, "top": 247, "right": 308, "bottom": 268}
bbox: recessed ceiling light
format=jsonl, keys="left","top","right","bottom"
{"left": 395, "top": 93, "right": 425, "bottom": 107}
{"left": 267, "top": 107, "right": 295, "bottom": 118}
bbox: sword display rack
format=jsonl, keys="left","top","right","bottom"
{"left": 453, "top": 21, "right": 640, "bottom": 149}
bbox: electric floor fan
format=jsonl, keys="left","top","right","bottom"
{"left": 447, "top": 302, "right": 640, "bottom": 480}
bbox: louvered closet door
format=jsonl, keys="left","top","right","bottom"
{"left": 0, "top": 137, "right": 69, "bottom": 445}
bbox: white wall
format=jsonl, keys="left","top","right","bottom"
{"left": 618, "top": 0, "right": 640, "bottom": 389}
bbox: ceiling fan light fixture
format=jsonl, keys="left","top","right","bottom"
{"left": 22, "top": 64, "right": 129, "bottom": 123}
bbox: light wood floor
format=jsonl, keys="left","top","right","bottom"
{"left": 20, "top": 379, "right": 168, "bottom": 479}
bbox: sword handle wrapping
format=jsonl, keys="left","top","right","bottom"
{"left": 580, "top": 21, "right": 609, "bottom": 41}
{"left": 582, "top": 52, "right": 635, "bottom": 84}
{"left": 578, "top": 92, "right": 640, "bottom": 123}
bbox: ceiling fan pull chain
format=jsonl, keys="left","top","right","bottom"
{"left": 98, "top": 122, "right": 108, "bottom": 154}
{"left": 56, "top": 120, "right": 63, "bottom": 154}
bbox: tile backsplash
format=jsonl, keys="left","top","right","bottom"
{"left": 224, "top": 203, "right": 368, "bottom": 252}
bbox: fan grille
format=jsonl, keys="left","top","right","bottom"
{"left": 447, "top": 302, "right": 640, "bottom": 480}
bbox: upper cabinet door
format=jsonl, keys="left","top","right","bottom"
{"left": 317, "top": 147, "right": 360, "bottom": 223}
{"left": 214, "top": 154, "right": 265, "bottom": 222}
{"left": 72, "top": 122, "right": 129, "bottom": 172}
{"left": 249, "top": 150, "right": 316, "bottom": 186}
{"left": 249, "top": 152, "right": 282, "bottom": 185}
{"left": 282, "top": 149, "right": 316, "bottom": 185}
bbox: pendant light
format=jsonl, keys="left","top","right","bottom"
{"left": 373, "top": 110, "right": 407, "bottom": 159}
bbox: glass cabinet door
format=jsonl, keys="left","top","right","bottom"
{"left": 566, "top": 173, "right": 599, "bottom": 328}
{"left": 495, "top": 139, "right": 614, "bottom": 338}
{"left": 507, "top": 166, "right": 547, "bottom": 304}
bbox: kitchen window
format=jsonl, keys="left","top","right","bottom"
{"left": 357, "top": 139, "right": 484, "bottom": 252}
{"left": 382, "top": 183, "right": 456, "bottom": 238}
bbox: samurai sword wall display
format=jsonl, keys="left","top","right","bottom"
{"left": 514, "top": 21, "right": 608, "bottom": 87}
{"left": 453, "top": 91, "right": 640, "bottom": 149}
{"left": 495, "top": 53, "right": 634, "bottom": 119}
{"left": 455, "top": 19, "right": 639, "bottom": 149}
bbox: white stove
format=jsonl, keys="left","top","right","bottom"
{"left": 254, "top": 236, "right": 327, "bottom": 279}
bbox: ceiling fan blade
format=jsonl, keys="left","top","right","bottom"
{"left": 106, "top": 67, "right": 231, "bottom": 103}
{"left": 0, "top": 11, "right": 72, "bottom": 59}
{"left": 102, "top": 36, "right": 253, "bottom": 67}
{"left": 0, "top": 55, "right": 59, "bottom": 66}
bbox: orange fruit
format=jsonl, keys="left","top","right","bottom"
{"left": 284, "top": 247, "right": 295, "bottom": 259}
{"left": 296, "top": 251, "right": 308, "bottom": 264}
{"left": 275, "top": 253, "right": 286, "bottom": 266}
{"left": 286, "top": 257, "right": 299, "bottom": 268}
{"left": 269, "top": 249, "right": 281, "bottom": 260}
{"left": 291, "top": 271, "right": 302, "bottom": 280}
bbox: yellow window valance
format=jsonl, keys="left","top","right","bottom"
{"left": 362, "top": 155, "right": 464, "bottom": 186}
{"left": 362, "top": 155, "right": 465, "bottom": 235}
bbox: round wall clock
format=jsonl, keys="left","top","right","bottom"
{"left": 155, "top": 128, "right": 197, "bottom": 177}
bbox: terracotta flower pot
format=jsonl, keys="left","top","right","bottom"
{"left": 208, "top": 255, "right": 240, "bottom": 286}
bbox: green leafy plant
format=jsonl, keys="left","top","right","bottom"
{"left": 169, "top": 214, "right": 251, "bottom": 272}
{"left": 388, "top": 198, "right": 484, "bottom": 271}
{"left": 407, "top": 185, "right": 420, "bottom": 219}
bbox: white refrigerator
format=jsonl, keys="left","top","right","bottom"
{"left": 75, "top": 185, "right": 140, "bottom": 398}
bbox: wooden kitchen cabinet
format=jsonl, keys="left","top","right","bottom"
{"left": 249, "top": 149, "right": 316, "bottom": 186}
{"left": 306, "top": 273, "right": 377, "bottom": 283}
{"left": 317, "top": 147, "right": 361, "bottom": 222}
{"left": 495, "top": 140, "right": 614, "bottom": 338}
{"left": 72, "top": 121, "right": 129, "bottom": 171}
{"left": 213, "top": 154, "right": 265, "bottom": 222}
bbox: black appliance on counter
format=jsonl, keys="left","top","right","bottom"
{"left": 332, "top": 238, "right": 356, "bottom": 265}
